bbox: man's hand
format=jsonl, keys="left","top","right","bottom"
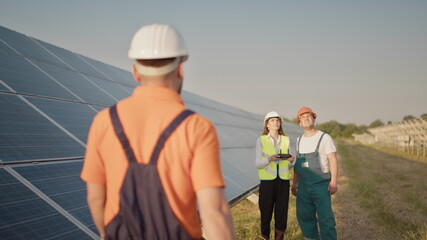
{"left": 291, "top": 184, "right": 298, "bottom": 197}
{"left": 291, "top": 173, "right": 299, "bottom": 197}
{"left": 328, "top": 181, "right": 338, "bottom": 195}
{"left": 327, "top": 152, "right": 338, "bottom": 195}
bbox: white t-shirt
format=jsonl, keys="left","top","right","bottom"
{"left": 297, "top": 131, "right": 336, "bottom": 173}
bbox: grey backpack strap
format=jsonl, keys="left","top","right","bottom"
{"left": 150, "top": 109, "right": 194, "bottom": 165}
{"left": 296, "top": 135, "right": 303, "bottom": 155}
{"left": 110, "top": 106, "right": 195, "bottom": 165}
{"left": 110, "top": 104, "right": 137, "bottom": 163}
{"left": 315, "top": 132, "right": 326, "bottom": 155}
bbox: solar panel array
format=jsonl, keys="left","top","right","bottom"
{"left": 0, "top": 25, "right": 303, "bottom": 239}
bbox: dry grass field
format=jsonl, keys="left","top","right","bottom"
{"left": 232, "top": 140, "right": 427, "bottom": 240}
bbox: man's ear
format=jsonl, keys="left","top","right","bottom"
{"left": 132, "top": 64, "right": 142, "bottom": 83}
{"left": 177, "top": 62, "right": 184, "bottom": 79}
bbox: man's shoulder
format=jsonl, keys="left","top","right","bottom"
{"left": 184, "top": 111, "right": 215, "bottom": 130}
{"left": 319, "top": 131, "right": 333, "bottom": 140}
{"left": 318, "top": 131, "right": 336, "bottom": 150}
{"left": 90, "top": 107, "right": 111, "bottom": 127}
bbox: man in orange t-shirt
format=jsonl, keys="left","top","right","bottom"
{"left": 81, "top": 24, "right": 235, "bottom": 240}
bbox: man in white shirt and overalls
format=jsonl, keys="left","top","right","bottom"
{"left": 291, "top": 106, "right": 338, "bottom": 240}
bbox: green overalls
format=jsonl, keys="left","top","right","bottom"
{"left": 294, "top": 133, "right": 337, "bottom": 240}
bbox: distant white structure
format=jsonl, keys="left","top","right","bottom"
{"left": 352, "top": 133, "right": 375, "bottom": 145}
{"left": 365, "top": 118, "right": 427, "bottom": 157}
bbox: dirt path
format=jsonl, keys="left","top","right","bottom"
{"left": 334, "top": 140, "right": 427, "bottom": 240}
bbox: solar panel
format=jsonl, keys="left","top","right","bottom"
{"left": 0, "top": 25, "right": 303, "bottom": 238}
{"left": 32, "top": 39, "right": 115, "bottom": 80}
{"left": 0, "top": 50, "right": 81, "bottom": 100}
{"left": 84, "top": 75, "right": 132, "bottom": 101}
{"left": 0, "top": 93, "right": 85, "bottom": 162}
{"left": 13, "top": 162, "right": 97, "bottom": 234}
{"left": 77, "top": 55, "right": 137, "bottom": 88}
{"left": 0, "top": 168, "right": 93, "bottom": 240}
{"left": 31, "top": 62, "right": 119, "bottom": 106}
{"left": 24, "top": 97, "right": 96, "bottom": 144}
{"left": 0, "top": 27, "right": 67, "bottom": 68}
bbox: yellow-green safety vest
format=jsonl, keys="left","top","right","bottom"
{"left": 258, "top": 135, "right": 291, "bottom": 180}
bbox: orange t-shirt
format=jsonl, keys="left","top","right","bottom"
{"left": 80, "top": 86, "right": 225, "bottom": 238}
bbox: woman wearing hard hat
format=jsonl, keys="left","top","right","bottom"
{"left": 255, "top": 111, "right": 295, "bottom": 240}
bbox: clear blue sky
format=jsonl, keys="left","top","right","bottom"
{"left": 1, "top": 0, "right": 426, "bottom": 125}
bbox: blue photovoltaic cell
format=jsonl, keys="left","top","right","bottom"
{"left": 13, "top": 162, "right": 85, "bottom": 198}
{"left": 24, "top": 97, "right": 97, "bottom": 144}
{"left": 33, "top": 59, "right": 118, "bottom": 106}
{"left": 33, "top": 39, "right": 111, "bottom": 80}
{"left": 222, "top": 175, "right": 241, "bottom": 201}
{"left": 0, "top": 51, "right": 80, "bottom": 101}
{"left": 85, "top": 75, "right": 133, "bottom": 101}
{"left": 0, "top": 26, "right": 68, "bottom": 69}
{"left": 0, "top": 168, "right": 92, "bottom": 240}
{"left": 184, "top": 97, "right": 261, "bottom": 130}
{"left": 0, "top": 93, "right": 85, "bottom": 162}
{"left": 216, "top": 125, "right": 259, "bottom": 149}
{"left": 79, "top": 55, "right": 136, "bottom": 87}
{"left": 0, "top": 40, "right": 13, "bottom": 52}
{"left": 13, "top": 162, "right": 97, "bottom": 234}
{"left": 67, "top": 206, "right": 98, "bottom": 234}
{"left": 223, "top": 148, "right": 259, "bottom": 181}
{"left": 112, "top": 68, "right": 139, "bottom": 88}
{"left": 221, "top": 149, "right": 259, "bottom": 201}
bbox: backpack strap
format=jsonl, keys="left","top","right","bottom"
{"left": 296, "top": 135, "right": 302, "bottom": 155}
{"left": 110, "top": 105, "right": 195, "bottom": 165}
{"left": 315, "top": 132, "right": 326, "bottom": 156}
{"left": 110, "top": 104, "right": 137, "bottom": 163}
{"left": 149, "top": 109, "right": 194, "bottom": 165}
{"left": 296, "top": 132, "right": 326, "bottom": 156}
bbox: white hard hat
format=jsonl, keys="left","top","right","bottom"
{"left": 128, "top": 24, "right": 189, "bottom": 59}
{"left": 264, "top": 111, "right": 282, "bottom": 124}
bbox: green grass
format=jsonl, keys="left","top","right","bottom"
{"left": 338, "top": 141, "right": 427, "bottom": 239}
{"left": 231, "top": 194, "right": 303, "bottom": 240}
{"left": 403, "top": 224, "right": 427, "bottom": 240}
{"left": 361, "top": 142, "right": 427, "bottom": 164}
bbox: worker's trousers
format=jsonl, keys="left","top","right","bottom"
{"left": 296, "top": 180, "right": 336, "bottom": 240}
{"left": 259, "top": 178, "right": 290, "bottom": 238}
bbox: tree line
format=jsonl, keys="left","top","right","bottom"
{"left": 287, "top": 113, "right": 427, "bottom": 139}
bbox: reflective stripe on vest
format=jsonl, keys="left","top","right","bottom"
{"left": 258, "top": 135, "right": 291, "bottom": 180}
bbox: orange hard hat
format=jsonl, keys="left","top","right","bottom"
{"left": 296, "top": 106, "right": 317, "bottom": 123}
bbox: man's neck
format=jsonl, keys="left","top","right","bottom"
{"left": 303, "top": 127, "right": 318, "bottom": 137}
{"left": 141, "top": 78, "right": 181, "bottom": 93}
